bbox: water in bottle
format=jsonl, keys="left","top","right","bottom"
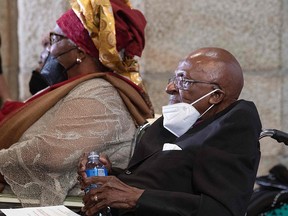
{"left": 85, "top": 151, "right": 107, "bottom": 193}
{"left": 85, "top": 151, "right": 111, "bottom": 216}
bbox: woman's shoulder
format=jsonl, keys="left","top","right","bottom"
{"left": 67, "top": 78, "right": 117, "bottom": 98}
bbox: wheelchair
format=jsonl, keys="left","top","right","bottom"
{"left": 247, "top": 129, "right": 288, "bottom": 216}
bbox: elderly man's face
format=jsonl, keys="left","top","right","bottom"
{"left": 165, "top": 55, "right": 221, "bottom": 114}
{"left": 165, "top": 78, "right": 181, "bottom": 105}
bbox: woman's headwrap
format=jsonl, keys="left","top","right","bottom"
{"left": 56, "top": 0, "right": 146, "bottom": 87}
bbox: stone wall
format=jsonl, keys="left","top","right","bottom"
{"left": 0, "top": 0, "right": 287, "bottom": 176}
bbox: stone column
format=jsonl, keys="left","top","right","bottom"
{"left": 0, "top": 0, "right": 18, "bottom": 101}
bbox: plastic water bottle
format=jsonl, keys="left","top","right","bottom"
{"left": 85, "top": 151, "right": 111, "bottom": 216}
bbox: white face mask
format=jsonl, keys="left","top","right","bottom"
{"left": 162, "top": 89, "right": 219, "bottom": 137}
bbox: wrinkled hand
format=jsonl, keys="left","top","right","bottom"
{"left": 82, "top": 176, "right": 144, "bottom": 216}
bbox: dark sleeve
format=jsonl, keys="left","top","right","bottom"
{"left": 135, "top": 189, "right": 200, "bottom": 216}
{"left": 135, "top": 190, "right": 232, "bottom": 216}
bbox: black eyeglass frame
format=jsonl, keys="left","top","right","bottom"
{"left": 49, "top": 32, "right": 68, "bottom": 46}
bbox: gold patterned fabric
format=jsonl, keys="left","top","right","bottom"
{"left": 71, "top": 0, "right": 140, "bottom": 76}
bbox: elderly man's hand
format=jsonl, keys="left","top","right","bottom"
{"left": 82, "top": 176, "right": 144, "bottom": 216}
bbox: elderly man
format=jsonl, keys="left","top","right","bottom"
{"left": 0, "top": 0, "right": 153, "bottom": 207}
{"left": 78, "top": 47, "right": 262, "bottom": 216}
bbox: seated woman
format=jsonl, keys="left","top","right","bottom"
{"left": 0, "top": 0, "right": 153, "bottom": 207}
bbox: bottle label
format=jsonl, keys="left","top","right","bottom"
{"left": 86, "top": 168, "right": 107, "bottom": 177}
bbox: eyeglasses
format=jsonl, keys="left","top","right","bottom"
{"left": 168, "top": 76, "right": 221, "bottom": 90}
{"left": 49, "top": 32, "right": 68, "bottom": 46}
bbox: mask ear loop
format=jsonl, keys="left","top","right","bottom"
{"left": 190, "top": 88, "right": 220, "bottom": 118}
{"left": 190, "top": 89, "right": 219, "bottom": 106}
{"left": 54, "top": 47, "right": 78, "bottom": 58}
{"left": 199, "top": 104, "right": 214, "bottom": 118}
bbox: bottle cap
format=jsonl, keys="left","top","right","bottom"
{"left": 88, "top": 151, "right": 99, "bottom": 159}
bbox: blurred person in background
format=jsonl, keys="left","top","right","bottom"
{"left": 28, "top": 34, "right": 50, "bottom": 95}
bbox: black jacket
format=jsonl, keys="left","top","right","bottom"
{"left": 115, "top": 100, "right": 262, "bottom": 216}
